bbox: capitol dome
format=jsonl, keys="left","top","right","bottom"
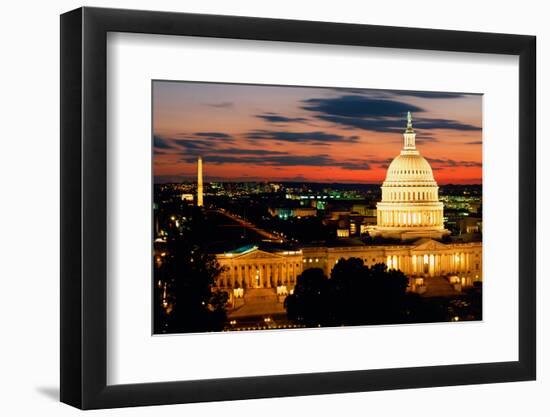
{"left": 371, "top": 112, "right": 450, "bottom": 241}
{"left": 385, "top": 153, "right": 435, "bottom": 183}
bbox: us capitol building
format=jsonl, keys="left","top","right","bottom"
{"left": 213, "top": 113, "right": 482, "bottom": 317}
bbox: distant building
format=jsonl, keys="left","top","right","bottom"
{"left": 268, "top": 207, "right": 317, "bottom": 219}
{"left": 351, "top": 204, "right": 377, "bottom": 216}
{"left": 458, "top": 216, "right": 482, "bottom": 234}
{"left": 336, "top": 228, "right": 350, "bottom": 238}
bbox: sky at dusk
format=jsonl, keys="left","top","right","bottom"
{"left": 153, "top": 81, "right": 482, "bottom": 185}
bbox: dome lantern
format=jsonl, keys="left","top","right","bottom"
{"left": 403, "top": 111, "right": 417, "bottom": 151}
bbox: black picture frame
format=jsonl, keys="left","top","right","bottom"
{"left": 60, "top": 6, "right": 536, "bottom": 410}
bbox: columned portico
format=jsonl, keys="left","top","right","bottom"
{"left": 216, "top": 246, "right": 302, "bottom": 292}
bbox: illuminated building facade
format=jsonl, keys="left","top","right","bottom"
{"left": 217, "top": 239, "right": 481, "bottom": 306}
{"left": 216, "top": 245, "right": 303, "bottom": 292}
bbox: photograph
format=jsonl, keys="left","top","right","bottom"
{"left": 152, "top": 81, "right": 483, "bottom": 334}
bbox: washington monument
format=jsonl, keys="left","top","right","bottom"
{"left": 197, "top": 156, "right": 204, "bottom": 207}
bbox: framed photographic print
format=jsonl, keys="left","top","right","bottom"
{"left": 60, "top": 6, "right": 536, "bottom": 409}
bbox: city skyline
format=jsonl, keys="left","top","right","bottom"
{"left": 153, "top": 81, "right": 482, "bottom": 185}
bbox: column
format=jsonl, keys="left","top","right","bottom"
{"left": 261, "top": 264, "right": 266, "bottom": 287}
{"left": 253, "top": 265, "right": 258, "bottom": 288}
{"left": 285, "top": 262, "right": 289, "bottom": 283}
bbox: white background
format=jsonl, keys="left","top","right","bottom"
{"left": 0, "top": 0, "right": 546, "bottom": 416}
{"left": 108, "top": 33, "right": 518, "bottom": 384}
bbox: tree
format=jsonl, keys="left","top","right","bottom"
{"left": 156, "top": 235, "right": 228, "bottom": 333}
{"left": 330, "top": 259, "right": 409, "bottom": 325}
{"left": 285, "top": 258, "right": 411, "bottom": 327}
{"left": 285, "top": 268, "right": 331, "bottom": 326}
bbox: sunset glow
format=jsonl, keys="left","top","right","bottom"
{"left": 153, "top": 81, "right": 482, "bottom": 184}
